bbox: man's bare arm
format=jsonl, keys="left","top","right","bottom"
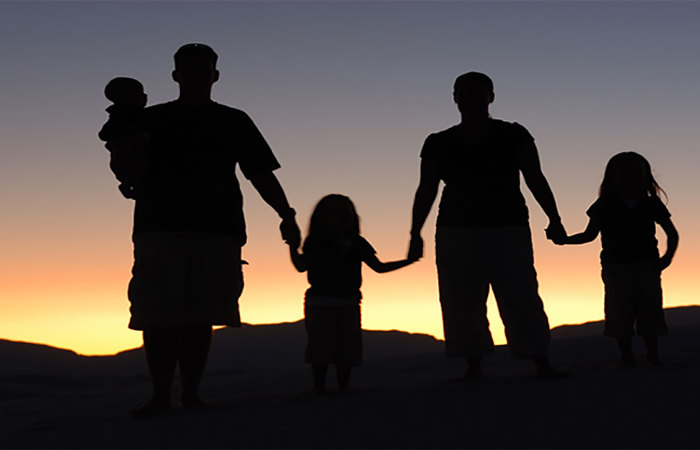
{"left": 249, "top": 171, "right": 300, "bottom": 248}
{"left": 408, "top": 157, "right": 441, "bottom": 260}
{"left": 519, "top": 140, "right": 565, "bottom": 240}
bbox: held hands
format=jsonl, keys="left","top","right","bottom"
{"left": 545, "top": 221, "right": 567, "bottom": 245}
{"left": 280, "top": 214, "right": 301, "bottom": 249}
{"left": 407, "top": 234, "right": 423, "bottom": 262}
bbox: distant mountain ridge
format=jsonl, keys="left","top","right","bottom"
{"left": 549, "top": 304, "right": 700, "bottom": 338}
{"left": 0, "top": 320, "right": 443, "bottom": 378}
{"left": 2, "top": 306, "right": 698, "bottom": 378}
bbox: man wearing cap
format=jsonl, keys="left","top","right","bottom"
{"left": 115, "top": 43, "right": 300, "bottom": 416}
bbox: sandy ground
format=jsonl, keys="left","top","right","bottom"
{"left": 2, "top": 308, "right": 700, "bottom": 449}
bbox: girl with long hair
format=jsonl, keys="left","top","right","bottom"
{"left": 557, "top": 152, "right": 678, "bottom": 365}
{"left": 288, "top": 194, "right": 415, "bottom": 392}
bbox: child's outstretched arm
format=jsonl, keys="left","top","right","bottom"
{"left": 364, "top": 254, "right": 414, "bottom": 274}
{"left": 561, "top": 216, "right": 601, "bottom": 245}
{"left": 658, "top": 216, "right": 679, "bottom": 271}
{"left": 288, "top": 245, "right": 307, "bottom": 272}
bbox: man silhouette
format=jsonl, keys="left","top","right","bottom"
{"left": 110, "top": 44, "right": 300, "bottom": 416}
{"left": 408, "top": 72, "right": 565, "bottom": 379}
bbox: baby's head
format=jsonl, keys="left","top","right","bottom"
{"left": 104, "top": 77, "right": 147, "bottom": 108}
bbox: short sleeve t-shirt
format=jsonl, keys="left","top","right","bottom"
{"left": 420, "top": 119, "right": 532, "bottom": 227}
{"left": 587, "top": 195, "right": 671, "bottom": 263}
{"left": 302, "top": 235, "right": 376, "bottom": 301}
{"left": 134, "top": 100, "right": 280, "bottom": 243}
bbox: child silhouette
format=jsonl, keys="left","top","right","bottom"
{"left": 289, "top": 194, "right": 416, "bottom": 392}
{"left": 98, "top": 77, "right": 149, "bottom": 199}
{"left": 554, "top": 152, "right": 679, "bottom": 365}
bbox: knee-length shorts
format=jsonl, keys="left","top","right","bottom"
{"left": 435, "top": 225, "right": 551, "bottom": 358}
{"left": 602, "top": 262, "right": 667, "bottom": 337}
{"left": 128, "top": 231, "right": 243, "bottom": 330}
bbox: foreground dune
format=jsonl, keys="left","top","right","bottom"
{"left": 1, "top": 306, "right": 699, "bottom": 448}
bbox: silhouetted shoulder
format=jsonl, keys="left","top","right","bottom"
{"left": 428, "top": 125, "right": 460, "bottom": 141}
{"left": 143, "top": 101, "right": 175, "bottom": 115}
{"left": 420, "top": 126, "right": 459, "bottom": 159}
{"left": 209, "top": 102, "right": 253, "bottom": 120}
{"left": 357, "top": 235, "right": 377, "bottom": 259}
{"left": 144, "top": 101, "right": 258, "bottom": 127}
{"left": 490, "top": 119, "right": 535, "bottom": 143}
{"left": 209, "top": 104, "right": 281, "bottom": 178}
{"left": 142, "top": 101, "right": 278, "bottom": 176}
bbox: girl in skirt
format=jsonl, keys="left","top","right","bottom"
{"left": 289, "top": 194, "right": 416, "bottom": 392}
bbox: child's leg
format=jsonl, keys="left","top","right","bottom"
{"left": 642, "top": 336, "right": 660, "bottom": 365}
{"left": 603, "top": 264, "right": 637, "bottom": 366}
{"left": 334, "top": 304, "right": 361, "bottom": 391}
{"left": 336, "top": 365, "right": 352, "bottom": 391}
{"left": 637, "top": 264, "right": 665, "bottom": 366}
{"left": 312, "top": 364, "right": 328, "bottom": 392}
{"left": 616, "top": 337, "right": 636, "bottom": 365}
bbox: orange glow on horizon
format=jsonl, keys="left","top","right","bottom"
{"left": 1, "top": 173, "right": 697, "bottom": 356}
{"left": 1, "top": 252, "right": 697, "bottom": 356}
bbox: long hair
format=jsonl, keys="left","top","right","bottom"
{"left": 599, "top": 151, "right": 667, "bottom": 202}
{"left": 307, "top": 194, "right": 360, "bottom": 240}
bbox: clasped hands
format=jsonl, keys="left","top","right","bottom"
{"left": 280, "top": 214, "right": 301, "bottom": 249}
{"left": 545, "top": 221, "right": 567, "bottom": 245}
{"left": 407, "top": 234, "right": 423, "bottom": 262}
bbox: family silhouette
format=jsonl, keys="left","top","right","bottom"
{"left": 99, "top": 44, "right": 679, "bottom": 417}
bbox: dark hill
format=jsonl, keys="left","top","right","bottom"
{"left": 0, "top": 320, "right": 443, "bottom": 378}
{"left": 1, "top": 305, "right": 698, "bottom": 378}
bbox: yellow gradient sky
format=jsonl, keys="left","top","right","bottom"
{"left": 1, "top": 2, "right": 698, "bottom": 355}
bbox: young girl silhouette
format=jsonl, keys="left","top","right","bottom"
{"left": 289, "top": 194, "right": 415, "bottom": 392}
{"left": 557, "top": 152, "right": 679, "bottom": 365}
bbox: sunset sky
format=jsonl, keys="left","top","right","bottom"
{"left": 1, "top": 1, "right": 698, "bottom": 355}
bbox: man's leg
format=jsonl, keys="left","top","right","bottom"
{"left": 178, "top": 232, "right": 242, "bottom": 406}
{"left": 616, "top": 337, "right": 636, "bottom": 366}
{"left": 464, "top": 356, "right": 483, "bottom": 380}
{"left": 642, "top": 336, "right": 660, "bottom": 365}
{"left": 132, "top": 327, "right": 180, "bottom": 417}
{"left": 436, "top": 227, "right": 493, "bottom": 378}
{"left": 179, "top": 325, "right": 213, "bottom": 407}
{"left": 488, "top": 227, "right": 558, "bottom": 376}
{"left": 312, "top": 364, "right": 329, "bottom": 393}
{"left": 129, "top": 232, "right": 189, "bottom": 416}
{"left": 336, "top": 365, "right": 352, "bottom": 391}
